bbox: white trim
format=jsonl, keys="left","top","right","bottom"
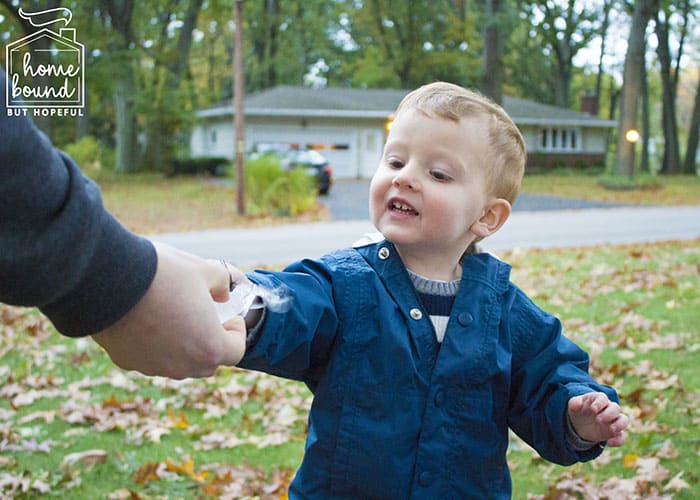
{"left": 197, "top": 107, "right": 395, "bottom": 120}
{"left": 517, "top": 117, "right": 616, "bottom": 128}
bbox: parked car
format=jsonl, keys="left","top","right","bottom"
{"left": 281, "top": 149, "right": 334, "bottom": 195}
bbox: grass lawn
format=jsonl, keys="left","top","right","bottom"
{"left": 96, "top": 173, "right": 327, "bottom": 235}
{"left": 1, "top": 239, "right": 698, "bottom": 498}
{"left": 521, "top": 173, "right": 700, "bottom": 206}
{"left": 95, "top": 172, "right": 700, "bottom": 234}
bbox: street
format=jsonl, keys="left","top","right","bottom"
{"left": 153, "top": 205, "right": 700, "bottom": 269}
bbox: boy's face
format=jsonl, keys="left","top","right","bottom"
{"left": 369, "top": 108, "right": 492, "bottom": 266}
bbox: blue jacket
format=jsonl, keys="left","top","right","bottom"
{"left": 239, "top": 240, "right": 617, "bottom": 499}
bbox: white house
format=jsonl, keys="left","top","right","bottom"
{"left": 190, "top": 86, "right": 616, "bottom": 179}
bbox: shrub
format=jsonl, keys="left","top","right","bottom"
{"left": 244, "top": 155, "right": 316, "bottom": 216}
{"left": 63, "top": 136, "right": 103, "bottom": 175}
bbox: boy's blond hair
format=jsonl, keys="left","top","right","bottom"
{"left": 395, "top": 82, "right": 526, "bottom": 204}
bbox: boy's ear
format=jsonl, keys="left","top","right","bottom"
{"left": 470, "top": 198, "right": 511, "bottom": 238}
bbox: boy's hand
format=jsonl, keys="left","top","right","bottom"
{"left": 568, "top": 392, "right": 629, "bottom": 447}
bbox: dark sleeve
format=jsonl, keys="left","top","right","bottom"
{"left": 0, "top": 68, "right": 157, "bottom": 337}
{"left": 507, "top": 287, "right": 618, "bottom": 465}
{"left": 238, "top": 256, "right": 341, "bottom": 383}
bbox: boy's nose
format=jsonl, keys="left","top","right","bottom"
{"left": 392, "top": 166, "right": 419, "bottom": 190}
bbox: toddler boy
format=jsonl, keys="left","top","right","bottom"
{"left": 225, "top": 82, "right": 628, "bottom": 498}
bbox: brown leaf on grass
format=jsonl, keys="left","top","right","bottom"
{"left": 638, "top": 332, "right": 689, "bottom": 353}
{"left": 18, "top": 410, "right": 56, "bottom": 424}
{"left": 635, "top": 457, "right": 671, "bottom": 485}
{"left": 1, "top": 439, "right": 54, "bottom": 453}
{"left": 198, "top": 463, "right": 293, "bottom": 500}
{"left": 107, "top": 489, "right": 142, "bottom": 500}
{"left": 167, "top": 409, "right": 189, "bottom": 429}
{"left": 654, "top": 440, "right": 679, "bottom": 460}
{"left": 539, "top": 455, "right": 678, "bottom": 500}
{"left": 60, "top": 449, "right": 108, "bottom": 470}
{"left": 663, "top": 471, "right": 690, "bottom": 492}
{"left": 0, "top": 471, "right": 50, "bottom": 496}
{"left": 165, "top": 457, "right": 209, "bottom": 483}
{"left": 133, "top": 462, "right": 161, "bottom": 485}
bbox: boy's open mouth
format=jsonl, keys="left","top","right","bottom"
{"left": 389, "top": 199, "right": 419, "bottom": 215}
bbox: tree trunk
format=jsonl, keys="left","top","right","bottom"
{"left": 104, "top": 0, "right": 137, "bottom": 173}
{"left": 640, "top": 59, "right": 650, "bottom": 174}
{"left": 481, "top": 0, "right": 504, "bottom": 104}
{"left": 683, "top": 75, "right": 700, "bottom": 174}
{"left": 655, "top": 9, "right": 681, "bottom": 174}
{"left": 594, "top": 0, "right": 612, "bottom": 101}
{"left": 614, "top": 0, "right": 657, "bottom": 177}
{"left": 266, "top": 0, "right": 280, "bottom": 88}
{"left": 113, "top": 61, "right": 137, "bottom": 173}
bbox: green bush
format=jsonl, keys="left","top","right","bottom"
{"left": 244, "top": 155, "right": 317, "bottom": 216}
{"left": 63, "top": 135, "right": 103, "bottom": 175}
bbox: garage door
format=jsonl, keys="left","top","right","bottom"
{"left": 249, "top": 125, "right": 358, "bottom": 178}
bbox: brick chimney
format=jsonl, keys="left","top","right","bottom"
{"left": 580, "top": 90, "right": 599, "bottom": 116}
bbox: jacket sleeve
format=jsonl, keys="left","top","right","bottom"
{"left": 238, "top": 256, "right": 340, "bottom": 385}
{"left": 506, "top": 287, "right": 618, "bottom": 465}
{"left": 0, "top": 68, "right": 157, "bottom": 337}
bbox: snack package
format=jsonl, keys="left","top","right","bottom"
{"left": 214, "top": 282, "right": 291, "bottom": 323}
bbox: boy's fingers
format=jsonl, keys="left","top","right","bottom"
{"left": 607, "top": 430, "right": 627, "bottom": 447}
{"left": 568, "top": 394, "right": 585, "bottom": 413}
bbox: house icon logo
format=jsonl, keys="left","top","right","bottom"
{"left": 5, "top": 7, "right": 85, "bottom": 110}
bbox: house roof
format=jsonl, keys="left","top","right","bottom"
{"left": 197, "top": 85, "right": 616, "bottom": 127}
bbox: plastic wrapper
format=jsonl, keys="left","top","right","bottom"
{"left": 214, "top": 282, "right": 291, "bottom": 323}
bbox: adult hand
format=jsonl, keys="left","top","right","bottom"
{"left": 91, "top": 243, "right": 246, "bottom": 379}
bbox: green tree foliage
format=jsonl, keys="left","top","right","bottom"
{"left": 1, "top": 0, "right": 697, "bottom": 178}
{"left": 335, "top": 0, "right": 482, "bottom": 89}
{"left": 521, "top": 0, "right": 607, "bottom": 108}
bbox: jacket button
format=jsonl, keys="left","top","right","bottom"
{"left": 410, "top": 308, "right": 423, "bottom": 320}
{"left": 378, "top": 247, "right": 390, "bottom": 259}
{"left": 458, "top": 312, "right": 473, "bottom": 326}
{"left": 434, "top": 390, "right": 445, "bottom": 408}
{"left": 418, "top": 470, "right": 433, "bottom": 487}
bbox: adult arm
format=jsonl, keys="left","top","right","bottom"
{"left": 0, "top": 68, "right": 245, "bottom": 377}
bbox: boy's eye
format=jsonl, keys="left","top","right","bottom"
{"left": 387, "top": 158, "right": 404, "bottom": 169}
{"left": 430, "top": 170, "right": 452, "bottom": 182}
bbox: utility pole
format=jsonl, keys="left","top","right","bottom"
{"left": 233, "top": 0, "right": 246, "bottom": 215}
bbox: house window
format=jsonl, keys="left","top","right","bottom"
{"left": 539, "top": 127, "right": 581, "bottom": 151}
{"left": 210, "top": 129, "right": 217, "bottom": 144}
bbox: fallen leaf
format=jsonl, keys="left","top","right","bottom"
{"left": 623, "top": 454, "right": 638, "bottom": 468}
{"left": 60, "top": 449, "right": 108, "bottom": 470}
{"left": 133, "top": 462, "right": 161, "bottom": 485}
{"left": 654, "top": 440, "right": 679, "bottom": 459}
{"left": 663, "top": 471, "right": 690, "bottom": 492}
{"left": 165, "top": 457, "right": 209, "bottom": 483}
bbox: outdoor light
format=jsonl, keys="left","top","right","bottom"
{"left": 625, "top": 129, "right": 640, "bottom": 144}
{"left": 385, "top": 114, "right": 395, "bottom": 134}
